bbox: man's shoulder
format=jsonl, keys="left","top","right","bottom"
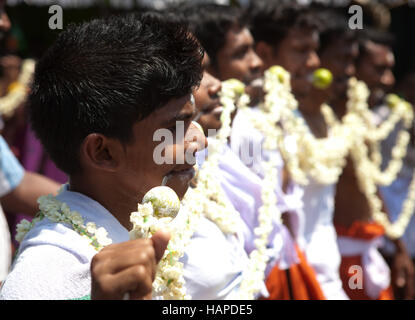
{"left": 18, "top": 218, "right": 97, "bottom": 262}
{"left": 0, "top": 219, "right": 94, "bottom": 300}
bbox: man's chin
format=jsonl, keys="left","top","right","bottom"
{"left": 162, "top": 167, "right": 196, "bottom": 200}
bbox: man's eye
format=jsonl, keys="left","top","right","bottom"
{"left": 233, "top": 48, "right": 248, "bottom": 59}
{"left": 168, "top": 124, "right": 177, "bottom": 133}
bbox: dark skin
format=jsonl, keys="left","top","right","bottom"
{"left": 0, "top": 1, "right": 207, "bottom": 298}
{"left": 326, "top": 36, "right": 415, "bottom": 299}
{"left": 209, "top": 25, "right": 263, "bottom": 106}
{"left": 356, "top": 41, "right": 395, "bottom": 109}
{"left": 72, "top": 95, "right": 207, "bottom": 300}
{"left": 255, "top": 26, "right": 322, "bottom": 234}
{"left": 356, "top": 41, "right": 414, "bottom": 300}
{"left": 194, "top": 54, "right": 223, "bottom": 137}
{"left": 255, "top": 26, "right": 320, "bottom": 100}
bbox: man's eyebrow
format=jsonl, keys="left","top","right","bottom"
{"left": 162, "top": 106, "right": 197, "bottom": 126}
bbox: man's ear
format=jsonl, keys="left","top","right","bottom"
{"left": 255, "top": 41, "right": 274, "bottom": 67}
{"left": 80, "top": 133, "right": 123, "bottom": 172}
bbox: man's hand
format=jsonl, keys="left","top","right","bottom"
{"left": 391, "top": 239, "right": 415, "bottom": 300}
{"left": 90, "top": 229, "right": 170, "bottom": 300}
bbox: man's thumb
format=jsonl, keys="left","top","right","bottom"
{"left": 151, "top": 229, "right": 171, "bottom": 263}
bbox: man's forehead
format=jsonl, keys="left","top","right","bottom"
{"left": 366, "top": 41, "right": 394, "bottom": 65}
{"left": 289, "top": 27, "right": 319, "bottom": 46}
{"left": 225, "top": 26, "right": 253, "bottom": 49}
{"left": 156, "top": 94, "right": 194, "bottom": 122}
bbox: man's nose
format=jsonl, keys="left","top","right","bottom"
{"left": 250, "top": 51, "right": 264, "bottom": 74}
{"left": 306, "top": 51, "right": 320, "bottom": 69}
{"left": 185, "top": 121, "right": 208, "bottom": 160}
{"left": 345, "top": 63, "right": 356, "bottom": 77}
{"left": 207, "top": 74, "right": 222, "bottom": 97}
{"left": 381, "top": 69, "right": 395, "bottom": 88}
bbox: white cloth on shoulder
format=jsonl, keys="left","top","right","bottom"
{"left": 0, "top": 185, "right": 123, "bottom": 300}
{"left": 0, "top": 184, "right": 253, "bottom": 300}
{"left": 283, "top": 110, "right": 348, "bottom": 300}
{"left": 337, "top": 235, "right": 390, "bottom": 299}
{"left": 227, "top": 108, "right": 302, "bottom": 271}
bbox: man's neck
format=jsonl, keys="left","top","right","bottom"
{"left": 331, "top": 97, "right": 347, "bottom": 119}
{"left": 298, "top": 97, "right": 328, "bottom": 138}
{"left": 69, "top": 175, "right": 138, "bottom": 230}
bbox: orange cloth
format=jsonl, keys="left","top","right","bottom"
{"left": 264, "top": 245, "right": 326, "bottom": 300}
{"left": 335, "top": 221, "right": 394, "bottom": 300}
{"left": 335, "top": 221, "right": 385, "bottom": 240}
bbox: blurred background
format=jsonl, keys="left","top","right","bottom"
{"left": 2, "top": 0, "right": 415, "bottom": 84}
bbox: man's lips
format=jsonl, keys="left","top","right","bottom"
{"left": 169, "top": 166, "right": 196, "bottom": 178}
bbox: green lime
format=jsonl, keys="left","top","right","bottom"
{"left": 312, "top": 68, "right": 333, "bottom": 89}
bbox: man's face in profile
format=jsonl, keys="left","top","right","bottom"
{"left": 211, "top": 25, "right": 264, "bottom": 106}
{"left": 319, "top": 35, "right": 359, "bottom": 102}
{"left": 267, "top": 27, "right": 320, "bottom": 99}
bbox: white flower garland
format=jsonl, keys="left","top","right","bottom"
{"left": 338, "top": 78, "right": 415, "bottom": 239}
{"left": 184, "top": 78, "right": 276, "bottom": 299}
{"left": 129, "top": 186, "right": 191, "bottom": 300}
{"left": 16, "top": 185, "right": 193, "bottom": 300}
{"left": 227, "top": 69, "right": 287, "bottom": 299}
{"left": 16, "top": 191, "right": 112, "bottom": 251}
{"left": 187, "top": 79, "right": 248, "bottom": 235}
{"left": 272, "top": 68, "right": 358, "bottom": 186}
{"left": 0, "top": 59, "right": 35, "bottom": 117}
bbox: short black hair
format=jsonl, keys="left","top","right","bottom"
{"left": 167, "top": 2, "right": 248, "bottom": 68}
{"left": 316, "top": 6, "right": 357, "bottom": 53}
{"left": 29, "top": 13, "right": 203, "bottom": 175}
{"left": 247, "top": 0, "right": 322, "bottom": 51}
{"left": 356, "top": 27, "right": 395, "bottom": 62}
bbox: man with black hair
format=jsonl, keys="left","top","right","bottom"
{"left": 338, "top": 27, "right": 415, "bottom": 300}
{"left": 248, "top": 1, "right": 349, "bottom": 300}
{"left": 315, "top": 14, "right": 412, "bottom": 299}
{"left": 173, "top": 2, "right": 326, "bottom": 300}
{"left": 0, "top": 13, "right": 207, "bottom": 299}
{"left": 174, "top": 2, "right": 264, "bottom": 106}
{"left": 380, "top": 69, "right": 415, "bottom": 300}
{"left": 0, "top": 0, "right": 60, "bottom": 287}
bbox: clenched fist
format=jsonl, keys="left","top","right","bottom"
{"left": 90, "top": 229, "right": 170, "bottom": 300}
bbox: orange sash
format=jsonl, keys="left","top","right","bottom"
{"left": 264, "top": 245, "right": 326, "bottom": 300}
{"left": 335, "top": 221, "right": 394, "bottom": 300}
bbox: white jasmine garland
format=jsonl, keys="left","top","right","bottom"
{"left": 342, "top": 78, "right": 415, "bottom": 239}
{"left": 273, "top": 69, "right": 358, "bottom": 185}
{"left": 0, "top": 59, "right": 35, "bottom": 117}
{"left": 188, "top": 79, "right": 248, "bottom": 235}
{"left": 15, "top": 193, "right": 112, "bottom": 251}
{"left": 185, "top": 78, "right": 276, "bottom": 299}
{"left": 129, "top": 187, "right": 192, "bottom": 300}
{"left": 227, "top": 69, "right": 286, "bottom": 299}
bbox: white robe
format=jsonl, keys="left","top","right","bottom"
{"left": 0, "top": 185, "right": 252, "bottom": 300}
{"left": 230, "top": 108, "right": 348, "bottom": 299}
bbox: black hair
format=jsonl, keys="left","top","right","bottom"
{"left": 29, "top": 13, "right": 203, "bottom": 175}
{"left": 247, "top": 0, "right": 322, "bottom": 52}
{"left": 166, "top": 2, "right": 248, "bottom": 68}
{"left": 356, "top": 27, "right": 395, "bottom": 62}
{"left": 316, "top": 6, "right": 357, "bottom": 53}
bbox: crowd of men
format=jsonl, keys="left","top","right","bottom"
{"left": 0, "top": 0, "right": 415, "bottom": 300}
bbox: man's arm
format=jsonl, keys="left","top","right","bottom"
{"left": 380, "top": 190, "right": 415, "bottom": 299}
{"left": 1, "top": 171, "right": 60, "bottom": 216}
